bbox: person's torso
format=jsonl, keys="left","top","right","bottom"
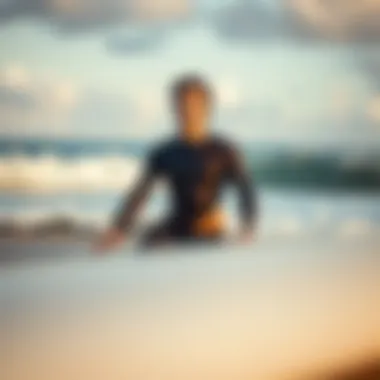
{"left": 154, "top": 137, "right": 232, "bottom": 233}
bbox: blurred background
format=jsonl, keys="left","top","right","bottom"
{"left": 1, "top": 3, "right": 380, "bottom": 380}
{"left": 0, "top": 0, "right": 380, "bottom": 261}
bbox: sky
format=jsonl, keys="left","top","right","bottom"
{"left": 0, "top": 0, "right": 380, "bottom": 144}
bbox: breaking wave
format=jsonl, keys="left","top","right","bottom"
{"left": 0, "top": 155, "right": 142, "bottom": 193}
{"left": 1, "top": 138, "right": 380, "bottom": 193}
{"left": 0, "top": 152, "right": 380, "bottom": 193}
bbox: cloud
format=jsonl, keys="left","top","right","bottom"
{"left": 211, "top": 0, "right": 286, "bottom": 42}
{"left": 105, "top": 0, "right": 380, "bottom": 56}
{"left": 106, "top": 29, "right": 166, "bottom": 54}
{"left": 0, "top": 64, "right": 87, "bottom": 135}
{"left": 0, "top": 64, "right": 30, "bottom": 88}
{"left": 357, "top": 50, "right": 380, "bottom": 91}
{"left": 0, "top": 85, "right": 36, "bottom": 109}
{"left": 205, "top": 0, "right": 380, "bottom": 116}
{"left": 2, "top": 0, "right": 380, "bottom": 46}
{"left": 287, "top": 0, "right": 380, "bottom": 43}
{"left": 208, "top": 0, "right": 380, "bottom": 44}
{"left": 0, "top": 65, "right": 41, "bottom": 132}
{"left": 0, "top": 65, "right": 161, "bottom": 137}
{"left": 214, "top": 78, "right": 243, "bottom": 108}
{"left": 0, "top": 0, "right": 193, "bottom": 54}
{"left": 0, "top": 0, "right": 192, "bottom": 31}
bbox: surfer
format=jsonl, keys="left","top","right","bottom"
{"left": 95, "top": 75, "right": 257, "bottom": 252}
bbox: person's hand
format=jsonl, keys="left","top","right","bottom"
{"left": 93, "top": 228, "right": 126, "bottom": 255}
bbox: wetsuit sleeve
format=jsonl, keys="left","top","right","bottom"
{"left": 225, "top": 144, "right": 258, "bottom": 230}
{"left": 112, "top": 149, "right": 161, "bottom": 233}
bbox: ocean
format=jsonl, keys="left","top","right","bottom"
{"left": 0, "top": 137, "right": 379, "bottom": 263}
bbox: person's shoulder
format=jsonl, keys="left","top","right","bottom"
{"left": 147, "top": 138, "right": 177, "bottom": 159}
{"left": 211, "top": 135, "right": 241, "bottom": 154}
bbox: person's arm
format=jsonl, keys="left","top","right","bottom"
{"left": 94, "top": 149, "right": 160, "bottom": 253}
{"left": 226, "top": 145, "right": 258, "bottom": 242}
{"left": 112, "top": 173, "right": 155, "bottom": 233}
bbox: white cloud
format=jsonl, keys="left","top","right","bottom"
{"left": 288, "top": 0, "right": 380, "bottom": 42}
{"left": 53, "top": 82, "right": 79, "bottom": 109}
{"left": 132, "top": 0, "right": 191, "bottom": 21}
{"left": 2, "top": 0, "right": 380, "bottom": 45}
{"left": 208, "top": 0, "right": 380, "bottom": 44}
{"left": 216, "top": 78, "right": 242, "bottom": 108}
{"left": 0, "top": 0, "right": 193, "bottom": 30}
{"left": 0, "top": 66, "right": 142, "bottom": 137}
{"left": 0, "top": 64, "right": 31, "bottom": 89}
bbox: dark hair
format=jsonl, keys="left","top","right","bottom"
{"left": 172, "top": 74, "right": 213, "bottom": 104}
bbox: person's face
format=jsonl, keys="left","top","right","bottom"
{"left": 176, "top": 88, "right": 210, "bottom": 138}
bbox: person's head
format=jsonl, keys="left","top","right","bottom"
{"left": 171, "top": 74, "right": 213, "bottom": 142}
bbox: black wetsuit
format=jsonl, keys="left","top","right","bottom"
{"left": 113, "top": 136, "right": 257, "bottom": 246}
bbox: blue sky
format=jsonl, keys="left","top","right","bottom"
{"left": 0, "top": 0, "right": 379, "bottom": 144}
